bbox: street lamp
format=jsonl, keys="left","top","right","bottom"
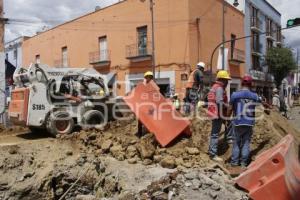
{"left": 222, "top": 0, "right": 239, "bottom": 70}
{"left": 140, "top": 0, "right": 156, "bottom": 80}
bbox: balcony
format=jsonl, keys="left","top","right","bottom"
{"left": 89, "top": 50, "right": 111, "bottom": 67}
{"left": 251, "top": 17, "right": 261, "bottom": 32}
{"left": 126, "top": 42, "right": 152, "bottom": 62}
{"left": 229, "top": 48, "right": 245, "bottom": 64}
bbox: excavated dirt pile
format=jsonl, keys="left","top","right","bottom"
{"left": 63, "top": 108, "right": 299, "bottom": 169}
{"left": 0, "top": 108, "right": 298, "bottom": 199}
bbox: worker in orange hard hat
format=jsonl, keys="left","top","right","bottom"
{"left": 207, "top": 70, "right": 231, "bottom": 162}
{"left": 184, "top": 62, "right": 205, "bottom": 114}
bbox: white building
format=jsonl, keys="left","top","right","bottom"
{"left": 5, "top": 36, "right": 30, "bottom": 68}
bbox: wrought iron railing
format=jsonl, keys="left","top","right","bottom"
{"left": 126, "top": 42, "right": 152, "bottom": 58}
{"left": 230, "top": 48, "right": 245, "bottom": 63}
{"left": 89, "top": 49, "right": 111, "bottom": 64}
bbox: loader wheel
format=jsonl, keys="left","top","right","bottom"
{"left": 82, "top": 110, "right": 104, "bottom": 129}
{"left": 46, "top": 111, "right": 74, "bottom": 137}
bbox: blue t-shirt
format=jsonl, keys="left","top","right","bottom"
{"left": 230, "top": 89, "right": 260, "bottom": 126}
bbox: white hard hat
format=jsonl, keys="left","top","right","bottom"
{"left": 197, "top": 62, "right": 205, "bottom": 69}
{"left": 273, "top": 88, "right": 278, "bottom": 93}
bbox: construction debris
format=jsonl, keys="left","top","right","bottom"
{"left": 0, "top": 108, "right": 298, "bottom": 199}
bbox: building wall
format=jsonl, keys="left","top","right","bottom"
{"left": 5, "top": 37, "right": 27, "bottom": 68}
{"left": 22, "top": 0, "right": 245, "bottom": 96}
{"left": 244, "top": 0, "right": 281, "bottom": 74}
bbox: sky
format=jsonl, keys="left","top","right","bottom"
{"left": 4, "top": 0, "right": 300, "bottom": 48}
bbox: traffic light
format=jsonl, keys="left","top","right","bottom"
{"left": 287, "top": 18, "right": 300, "bottom": 27}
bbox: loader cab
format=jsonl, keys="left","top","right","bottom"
{"left": 49, "top": 74, "right": 107, "bottom": 104}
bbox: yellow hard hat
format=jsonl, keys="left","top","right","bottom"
{"left": 144, "top": 71, "right": 153, "bottom": 78}
{"left": 216, "top": 70, "right": 231, "bottom": 80}
{"left": 99, "top": 89, "right": 105, "bottom": 96}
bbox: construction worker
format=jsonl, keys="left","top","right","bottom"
{"left": 137, "top": 71, "right": 157, "bottom": 136}
{"left": 207, "top": 70, "right": 231, "bottom": 162}
{"left": 228, "top": 75, "right": 260, "bottom": 168}
{"left": 172, "top": 93, "right": 181, "bottom": 111}
{"left": 272, "top": 88, "right": 281, "bottom": 112}
{"left": 184, "top": 62, "right": 205, "bottom": 114}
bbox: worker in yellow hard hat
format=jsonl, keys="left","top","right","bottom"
{"left": 207, "top": 70, "right": 231, "bottom": 162}
{"left": 137, "top": 70, "right": 158, "bottom": 137}
{"left": 143, "top": 71, "right": 154, "bottom": 84}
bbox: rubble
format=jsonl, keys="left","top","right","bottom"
{"left": 0, "top": 108, "right": 298, "bottom": 199}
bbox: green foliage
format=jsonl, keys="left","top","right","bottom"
{"left": 266, "top": 47, "right": 297, "bottom": 87}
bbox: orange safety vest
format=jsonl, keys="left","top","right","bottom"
{"left": 186, "top": 69, "right": 199, "bottom": 89}
{"left": 207, "top": 82, "right": 228, "bottom": 119}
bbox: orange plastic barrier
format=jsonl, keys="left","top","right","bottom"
{"left": 235, "top": 134, "right": 300, "bottom": 200}
{"left": 123, "top": 81, "right": 190, "bottom": 147}
{"left": 8, "top": 88, "right": 30, "bottom": 126}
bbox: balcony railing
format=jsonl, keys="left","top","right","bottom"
{"left": 126, "top": 42, "right": 152, "bottom": 59}
{"left": 89, "top": 50, "right": 111, "bottom": 64}
{"left": 251, "top": 17, "right": 260, "bottom": 30}
{"left": 229, "top": 48, "right": 245, "bottom": 63}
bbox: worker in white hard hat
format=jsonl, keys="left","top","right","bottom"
{"left": 172, "top": 93, "right": 181, "bottom": 111}
{"left": 272, "top": 87, "right": 282, "bottom": 112}
{"left": 184, "top": 62, "right": 205, "bottom": 114}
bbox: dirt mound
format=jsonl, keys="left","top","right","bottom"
{"left": 61, "top": 108, "right": 299, "bottom": 170}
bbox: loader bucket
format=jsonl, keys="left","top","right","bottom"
{"left": 123, "top": 81, "right": 190, "bottom": 147}
{"left": 235, "top": 134, "right": 300, "bottom": 200}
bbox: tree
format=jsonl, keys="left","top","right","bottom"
{"left": 266, "top": 47, "right": 297, "bottom": 87}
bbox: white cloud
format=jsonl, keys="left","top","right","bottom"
{"left": 4, "top": 0, "right": 300, "bottom": 48}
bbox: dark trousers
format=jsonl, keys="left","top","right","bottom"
{"left": 231, "top": 126, "right": 253, "bottom": 166}
{"left": 208, "top": 118, "right": 223, "bottom": 157}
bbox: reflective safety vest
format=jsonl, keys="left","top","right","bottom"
{"left": 207, "top": 82, "right": 228, "bottom": 119}
{"left": 173, "top": 99, "right": 180, "bottom": 110}
{"left": 186, "top": 69, "right": 199, "bottom": 89}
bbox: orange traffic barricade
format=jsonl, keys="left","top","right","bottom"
{"left": 123, "top": 81, "right": 191, "bottom": 147}
{"left": 235, "top": 134, "right": 300, "bottom": 200}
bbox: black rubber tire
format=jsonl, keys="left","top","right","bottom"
{"left": 82, "top": 110, "right": 104, "bottom": 129}
{"left": 46, "top": 111, "right": 74, "bottom": 137}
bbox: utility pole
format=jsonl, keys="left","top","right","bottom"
{"left": 222, "top": 0, "right": 226, "bottom": 70}
{"left": 150, "top": 0, "right": 156, "bottom": 80}
{"left": 0, "top": 0, "right": 5, "bottom": 121}
{"left": 297, "top": 48, "right": 299, "bottom": 88}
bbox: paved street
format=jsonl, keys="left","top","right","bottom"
{"left": 289, "top": 106, "right": 300, "bottom": 130}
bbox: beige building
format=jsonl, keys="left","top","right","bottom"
{"left": 23, "top": 0, "right": 246, "bottom": 96}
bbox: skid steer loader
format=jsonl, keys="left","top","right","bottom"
{"left": 8, "top": 64, "right": 116, "bottom": 136}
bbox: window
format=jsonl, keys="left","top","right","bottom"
{"left": 252, "top": 55, "right": 260, "bottom": 70}
{"left": 267, "top": 40, "right": 273, "bottom": 51}
{"left": 251, "top": 31, "right": 260, "bottom": 53}
{"left": 251, "top": 5, "right": 259, "bottom": 28}
{"left": 62, "top": 47, "right": 68, "bottom": 67}
{"left": 266, "top": 18, "right": 272, "bottom": 36}
{"left": 13, "top": 49, "right": 17, "bottom": 60}
{"left": 276, "top": 25, "right": 281, "bottom": 42}
{"left": 137, "top": 26, "right": 148, "bottom": 56}
{"left": 35, "top": 55, "right": 41, "bottom": 64}
{"left": 230, "top": 34, "right": 236, "bottom": 59}
{"left": 99, "top": 36, "right": 108, "bottom": 61}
